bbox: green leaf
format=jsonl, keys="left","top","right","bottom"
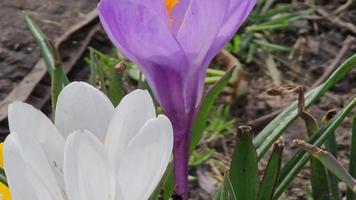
{"left": 347, "top": 115, "right": 356, "bottom": 200}
{"left": 295, "top": 140, "right": 356, "bottom": 194}
{"left": 189, "top": 149, "right": 215, "bottom": 166}
{"left": 189, "top": 67, "right": 234, "bottom": 154}
{"left": 253, "top": 39, "right": 293, "bottom": 52}
{"left": 149, "top": 163, "right": 173, "bottom": 200}
{"left": 89, "top": 50, "right": 97, "bottom": 86}
{"left": 310, "top": 156, "right": 331, "bottom": 200}
{"left": 273, "top": 98, "right": 356, "bottom": 199}
{"left": 49, "top": 42, "right": 65, "bottom": 118}
{"left": 23, "top": 12, "right": 69, "bottom": 85}
{"left": 258, "top": 140, "right": 283, "bottom": 200}
{"left": 106, "top": 67, "right": 124, "bottom": 106}
{"left": 161, "top": 165, "right": 174, "bottom": 200}
{"left": 229, "top": 126, "right": 259, "bottom": 200}
{"left": 325, "top": 133, "right": 341, "bottom": 200}
{"left": 0, "top": 168, "right": 7, "bottom": 186}
{"left": 254, "top": 54, "right": 356, "bottom": 160}
{"left": 214, "top": 174, "right": 234, "bottom": 200}
{"left": 300, "top": 111, "right": 331, "bottom": 200}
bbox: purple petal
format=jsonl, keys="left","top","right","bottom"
{"left": 98, "top": 0, "right": 187, "bottom": 72}
{"left": 202, "top": 0, "right": 257, "bottom": 67}
{"left": 141, "top": 65, "right": 186, "bottom": 117}
{"left": 177, "top": 0, "right": 229, "bottom": 69}
{"left": 170, "top": 0, "right": 191, "bottom": 33}
{"left": 175, "top": 0, "right": 229, "bottom": 110}
{"left": 98, "top": 0, "right": 192, "bottom": 117}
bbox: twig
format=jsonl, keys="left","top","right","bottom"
{"left": 247, "top": 109, "right": 282, "bottom": 132}
{"left": 317, "top": 8, "right": 356, "bottom": 34}
{"left": 334, "top": 0, "right": 354, "bottom": 15}
{"left": 0, "top": 10, "right": 99, "bottom": 122}
{"left": 311, "top": 36, "right": 355, "bottom": 88}
{"left": 215, "top": 49, "right": 249, "bottom": 97}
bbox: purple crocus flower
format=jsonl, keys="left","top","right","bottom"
{"left": 98, "top": 0, "right": 256, "bottom": 198}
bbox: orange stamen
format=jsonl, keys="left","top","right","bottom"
{"left": 165, "top": 0, "right": 180, "bottom": 17}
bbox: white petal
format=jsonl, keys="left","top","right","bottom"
{"left": 4, "top": 132, "right": 64, "bottom": 200}
{"left": 64, "top": 131, "right": 115, "bottom": 200}
{"left": 4, "top": 134, "right": 38, "bottom": 200}
{"left": 55, "top": 82, "right": 115, "bottom": 140}
{"left": 118, "top": 115, "right": 173, "bottom": 200}
{"left": 105, "top": 89, "right": 156, "bottom": 169}
{"left": 8, "top": 102, "right": 65, "bottom": 189}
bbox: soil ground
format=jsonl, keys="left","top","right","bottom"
{"left": 0, "top": 0, "right": 97, "bottom": 100}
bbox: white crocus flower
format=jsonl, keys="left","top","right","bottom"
{"left": 3, "top": 82, "right": 173, "bottom": 200}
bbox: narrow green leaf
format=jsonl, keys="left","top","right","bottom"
{"left": 189, "top": 67, "right": 234, "bottom": 154}
{"left": 0, "top": 168, "right": 7, "bottom": 186}
{"left": 295, "top": 140, "right": 356, "bottom": 193}
{"left": 250, "top": 4, "right": 296, "bottom": 22}
{"left": 97, "top": 59, "right": 108, "bottom": 94}
{"left": 325, "top": 133, "right": 341, "bottom": 200}
{"left": 23, "top": 12, "right": 54, "bottom": 76}
{"left": 230, "top": 126, "right": 259, "bottom": 200}
{"left": 300, "top": 111, "right": 331, "bottom": 200}
{"left": 89, "top": 49, "right": 97, "bottom": 86}
{"left": 258, "top": 140, "right": 283, "bottom": 200}
{"left": 273, "top": 98, "right": 356, "bottom": 199}
{"left": 149, "top": 163, "right": 173, "bottom": 200}
{"left": 310, "top": 156, "right": 331, "bottom": 200}
{"left": 49, "top": 43, "right": 64, "bottom": 117}
{"left": 253, "top": 39, "right": 293, "bottom": 52}
{"left": 161, "top": 165, "right": 174, "bottom": 200}
{"left": 106, "top": 67, "right": 124, "bottom": 106}
{"left": 254, "top": 54, "right": 356, "bottom": 160}
{"left": 189, "top": 149, "right": 215, "bottom": 166}
{"left": 214, "top": 174, "right": 232, "bottom": 200}
{"left": 347, "top": 115, "right": 356, "bottom": 200}
{"left": 205, "top": 76, "right": 224, "bottom": 85}
{"left": 23, "top": 12, "right": 69, "bottom": 85}
{"left": 207, "top": 69, "right": 226, "bottom": 77}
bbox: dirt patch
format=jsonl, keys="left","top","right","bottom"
{"left": 0, "top": 0, "right": 98, "bottom": 100}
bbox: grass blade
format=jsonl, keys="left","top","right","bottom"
{"left": 23, "top": 12, "right": 69, "bottom": 85}
{"left": 189, "top": 67, "right": 234, "bottom": 154}
{"left": 347, "top": 115, "right": 356, "bottom": 200}
{"left": 106, "top": 64, "right": 124, "bottom": 106}
{"left": 49, "top": 42, "right": 65, "bottom": 116}
{"left": 0, "top": 168, "right": 7, "bottom": 186}
{"left": 229, "top": 126, "right": 259, "bottom": 200}
{"left": 89, "top": 50, "right": 97, "bottom": 86}
{"left": 149, "top": 163, "right": 173, "bottom": 200}
{"left": 253, "top": 39, "right": 293, "bottom": 52}
{"left": 258, "top": 139, "right": 284, "bottom": 200}
{"left": 161, "top": 165, "right": 174, "bottom": 200}
{"left": 325, "top": 131, "right": 341, "bottom": 200}
{"left": 214, "top": 174, "right": 237, "bottom": 200}
{"left": 254, "top": 54, "right": 356, "bottom": 160}
{"left": 23, "top": 12, "right": 54, "bottom": 75}
{"left": 300, "top": 109, "right": 331, "bottom": 200}
{"left": 295, "top": 140, "right": 356, "bottom": 193}
{"left": 274, "top": 98, "right": 356, "bottom": 199}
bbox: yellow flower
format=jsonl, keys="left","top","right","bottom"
{"left": 0, "top": 143, "right": 3, "bottom": 168}
{"left": 0, "top": 143, "right": 10, "bottom": 200}
{"left": 0, "top": 182, "right": 10, "bottom": 200}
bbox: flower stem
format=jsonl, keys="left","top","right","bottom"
{"left": 172, "top": 123, "right": 191, "bottom": 199}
